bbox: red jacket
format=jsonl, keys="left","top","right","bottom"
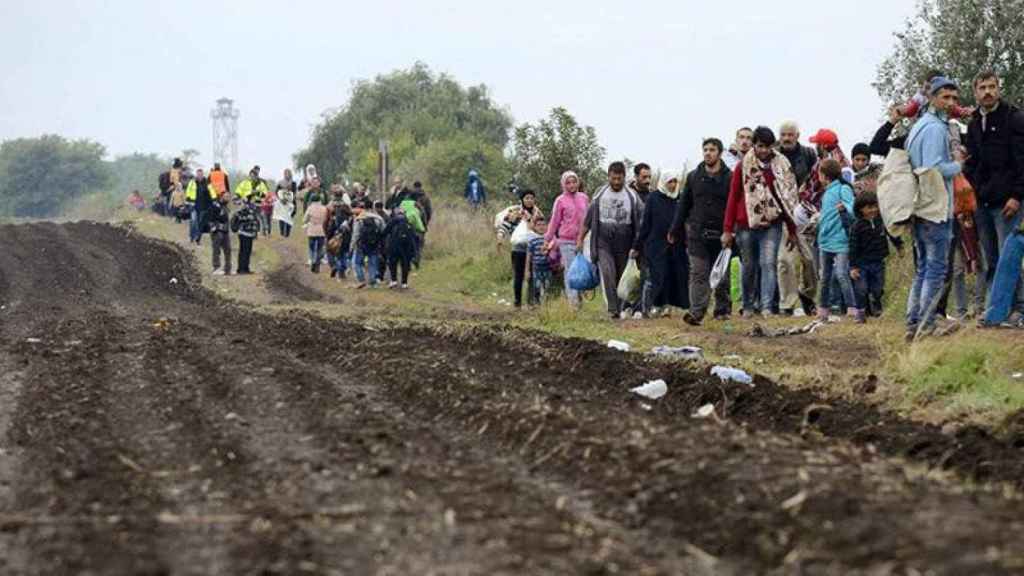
{"left": 724, "top": 161, "right": 797, "bottom": 237}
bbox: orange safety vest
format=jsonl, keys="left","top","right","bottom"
{"left": 209, "top": 170, "right": 227, "bottom": 194}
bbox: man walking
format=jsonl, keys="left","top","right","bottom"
{"left": 777, "top": 121, "right": 820, "bottom": 315}
{"left": 578, "top": 162, "right": 643, "bottom": 319}
{"left": 965, "top": 71, "right": 1024, "bottom": 320}
{"left": 185, "top": 168, "right": 216, "bottom": 245}
{"left": 671, "top": 138, "right": 733, "bottom": 325}
{"left": 905, "top": 76, "right": 964, "bottom": 339}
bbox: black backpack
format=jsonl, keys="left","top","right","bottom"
{"left": 360, "top": 217, "right": 382, "bottom": 251}
{"left": 158, "top": 171, "right": 171, "bottom": 194}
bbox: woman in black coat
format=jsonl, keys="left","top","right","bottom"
{"left": 632, "top": 170, "right": 689, "bottom": 316}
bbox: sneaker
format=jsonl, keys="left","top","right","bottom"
{"left": 619, "top": 310, "right": 630, "bottom": 320}
{"left": 713, "top": 313, "right": 731, "bottom": 322}
{"left": 683, "top": 312, "right": 702, "bottom": 326}
{"left": 388, "top": 281, "right": 398, "bottom": 289}
{"left": 793, "top": 308, "right": 807, "bottom": 318}
{"left": 633, "top": 311, "right": 644, "bottom": 320}
{"left": 400, "top": 284, "right": 409, "bottom": 290}
{"left": 816, "top": 309, "right": 830, "bottom": 322}
{"left": 741, "top": 310, "right": 755, "bottom": 319}
{"left": 212, "top": 269, "right": 225, "bottom": 276}
{"left": 854, "top": 310, "right": 866, "bottom": 324}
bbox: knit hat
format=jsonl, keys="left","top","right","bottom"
{"left": 851, "top": 143, "right": 871, "bottom": 159}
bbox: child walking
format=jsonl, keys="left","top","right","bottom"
{"left": 849, "top": 192, "right": 901, "bottom": 318}
{"left": 209, "top": 191, "right": 232, "bottom": 275}
{"left": 815, "top": 159, "right": 859, "bottom": 322}
{"left": 525, "top": 216, "right": 552, "bottom": 305}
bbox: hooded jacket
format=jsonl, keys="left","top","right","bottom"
{"left": 545, "top": 172, "right": 589, "bottom": 244}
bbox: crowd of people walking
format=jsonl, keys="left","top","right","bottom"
{"left": 153, "top": 162, "right": 432, "bottom": 290}
{"left": 494, "top": 70, "right": 1024, "bottom": 341}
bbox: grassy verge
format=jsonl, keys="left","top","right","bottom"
{"left": 122, "top": 203, "right": 1024, "bottom": 427}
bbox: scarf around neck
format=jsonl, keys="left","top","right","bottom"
{"left": 742, "top": 150, "right": 798, "bottom": 229}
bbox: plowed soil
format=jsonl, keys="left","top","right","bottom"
{"left": 1, "top": 221, "right": 1023, "bottom": 575}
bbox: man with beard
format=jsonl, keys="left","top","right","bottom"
{"left": 776, "top": 121, "right": 820, "bottom": 315}
{"left": 966, "top": 71, "right": 1024, "bottom": 323}
{"left": 578, "top": 162, "right": 644, "bottom": 319}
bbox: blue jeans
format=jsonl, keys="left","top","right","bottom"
{"left": 983, "top": 231, "right": 1024, "bottom": 325}
{"left": 906, "top": 218, "right": 952, "bottom": 328}
{"left": 977, "top": 206, "right": 1023, "bottom": 312}
{"left": 308, "top": 237, "right": 325, "bottom": 267}
{"left": 328, "top": 249, "right": 349, "bottom": 275}
{"left": 853, "top": 261, "right": 886, "bottom": 314}
{"left": 738, "top": 223, "right": 782, "bottom": 313}
{"left": 189, "top": 206, "right": 199, "bottom": 243}
{"left": 819, "top": 251, "right": 856, "bottom": 313}
{"left": 354, "top": 249, "right": 379, "bottom": 285}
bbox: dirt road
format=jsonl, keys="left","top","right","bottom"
{"left": 1, "top": 221, "right": 1023, "bottom": 575}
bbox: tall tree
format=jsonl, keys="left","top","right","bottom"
{"left": 0, "top": 135, "right": 112, "bottom": 217}
{"left": 875, "top": 0, "right": 1024, "bottom": 108}
{"left": 294, "top": 62, "right": 514, "bottom": 195}
{"left": 511, "top": 107, "right": 606, "bottom": 206}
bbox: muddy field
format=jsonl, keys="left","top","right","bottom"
{"left": 1, "top": 222, "right": 1023, "bottom": 575}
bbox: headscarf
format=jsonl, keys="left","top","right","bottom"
{"left": 560, "top": 171, "right": 579, "bottom": 195}
{"left": 657, "top": 169, "right": 682, "bottom": 199}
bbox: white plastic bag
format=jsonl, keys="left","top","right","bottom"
{"left": 509, "top": 220, "right": 532, "bottom": 246}
{"left": 709, "top": 247, "right": 732, "bottom": 290}
{"left": 630, "top": 379, "right": 667, "bottom": 400}
{"left": 616, "top": 258, "right": 642, "bottom": 302}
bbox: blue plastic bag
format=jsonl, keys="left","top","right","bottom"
{"left": 568, "top": 253, "right": 599, "bottom": 291}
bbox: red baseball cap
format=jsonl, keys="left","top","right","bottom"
{"left": 809, "top": 129, "right": 839, "bottom": 148}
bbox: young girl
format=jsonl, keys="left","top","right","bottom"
{"left": 815, "top": 159, "right": 859, "bottom": 322}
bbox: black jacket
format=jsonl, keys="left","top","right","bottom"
{"left": 965, "top": 101, "right": 1024, "bottom": 209}
{"left": 208, "top": 202, "right": 230, "bottom": 233}
{"left": 194, "top": 179, "right": 215, "bottom": 212}
{"left": 671, "top": 162, "right": 732, "bottom": 241}
{"left": 849, "top": 215, "right": 892, "bottom": 267}
{"left": 780, "top": 145, "right": 817, "bottom": 188}
{"left": 870, "top": 121, "right": 907, "bottom": 157}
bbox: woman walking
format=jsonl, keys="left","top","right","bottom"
{"left": 544, "top": 171, "right": 589, "bottom": 309}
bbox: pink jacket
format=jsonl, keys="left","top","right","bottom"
{"left": 546, "top": 192, "right": 589, "bottom": 243}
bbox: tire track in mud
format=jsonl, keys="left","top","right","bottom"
{"left": 3, "top": 314, "right": 169, "bottom": 575}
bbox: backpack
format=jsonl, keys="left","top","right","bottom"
{"left": 360, "top": 217, "right": 383, "bottom": 251}
{"left": 159, "top": 171, "right": 171, "bottom": 194}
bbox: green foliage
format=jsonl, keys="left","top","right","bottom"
{"left": 294, "top": 62, "right": 513, "bottom": 195}
{"left": 397, "top": 133, "right": 511, "bottom": 200}
{"left": 110, "top": 153, "right": 166, "bottom": 198}
{"left": 0, "top": 135, "right": 113, "bottom": 217}
{"left": 903, "top": 340, "right": 1024, "bottom": 413}
{"left": 875, "top": 0, "right": 1024, "bottom": 107}
{"left": 511, "top": 107, "right": 606, "bottom": 207}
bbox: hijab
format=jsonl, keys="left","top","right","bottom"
{"left": 657, "top": 169, "right": 682, "bottom": 200}
{"left": 560, "top": 171, "right": 579, "bottom": 195}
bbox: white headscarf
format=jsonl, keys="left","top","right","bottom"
{"left": 658, "top": 169, "right": 682, "bottom": 199}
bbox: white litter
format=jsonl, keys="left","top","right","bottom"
{"left": 692, "top": 403, "right": 716, "bottom": 418}
{"left": 1013, "top": 373, "right": 1023, "bottom": 379}
{"left": 607, "top": 339, "right": 631, "bottom": 352}
{"left": 169, "top": 277, "right": 179, "bottom": 284}
{"left": 630, "top": 379, "right": 667, "bottom": 400}
{"left": 639, "top": 403, "right": 653, "bottom": 411}
{"left": 25, "top": 338, "right": 42, "bottom": 344}
{"left": 651, "top": 345, "right": 704, "bottom": 360}
{"left": 711, "top": 366, "right": 753, "bottom": 386}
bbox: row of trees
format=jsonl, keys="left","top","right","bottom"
{"left": 293, "top": 62, "right": 606, "bottom": 207}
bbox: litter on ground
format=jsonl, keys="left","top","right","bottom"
{"left": 650, "top": 345, "right": 704, "bottom": 360}
{"left": 711, "top": 366, "right": 753, "bottom": 386}
{"left": 607, "top": 340, "right": 631, "bottom": 352}
{"left": 630, "top": 379, "right": 667, "bottom": 400}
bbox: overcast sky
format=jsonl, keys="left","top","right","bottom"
{"left": 1, "top": 0, "right": 916, "bottom": 181}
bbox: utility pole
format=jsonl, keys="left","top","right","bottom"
{"left": 378, "top": 140, "right": 389, "bottom": 205}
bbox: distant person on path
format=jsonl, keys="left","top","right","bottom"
{"left": 410, "top": 181, "right": 433, "bottom": 229}
{"left": 209, "top": 162, "right": 230, "bottom": 198}
{"left": 209, "top": 191, "right": 232, "bottom": 275}
{"left": 235, "top": 167, "right": 269, "bottom": 205}
{"left": 185, "top": 168, "right": 216, "bottom": 245}
{"left": 578, "top": 161, "right": 644, "bottom": 320}
{"left": 723, "top": 127, "right": 754, "bottom": 170}
{"left": 545, "top": 171, "right": 589, "bottom": 309}
{"left": 326, "top": 200, "right": 353, "bottom": 280}
{"left": 465, "top": 169, "right": 486, "bottom": 208}
{"left": 525, "top": 215, "right": 552, "bottom": 305}
{"left": 384, "top": 204, "right": 418, "bottom": 290}
{"left": 230, "top": 194, "right": 260, "bottom": 274}
{"left": 905, "top": 76, "right": 963, "bottom": 339}
{"left": 303, "top": 193, "right": 328, "bottom": 273}
{"left": 127, "top": 190, "right": 145, "bottom": 211}
{"left": 672, "top": 138, "right": 733, "bottom": 325}
{"left": 273, "top": 169, "right": 296, "bottom": 237}
{"left": 965, "top": 71, "right": 1024, "bottom": 320}
{"left": 352, "top": 200, "right": 386, "bottom": 288}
